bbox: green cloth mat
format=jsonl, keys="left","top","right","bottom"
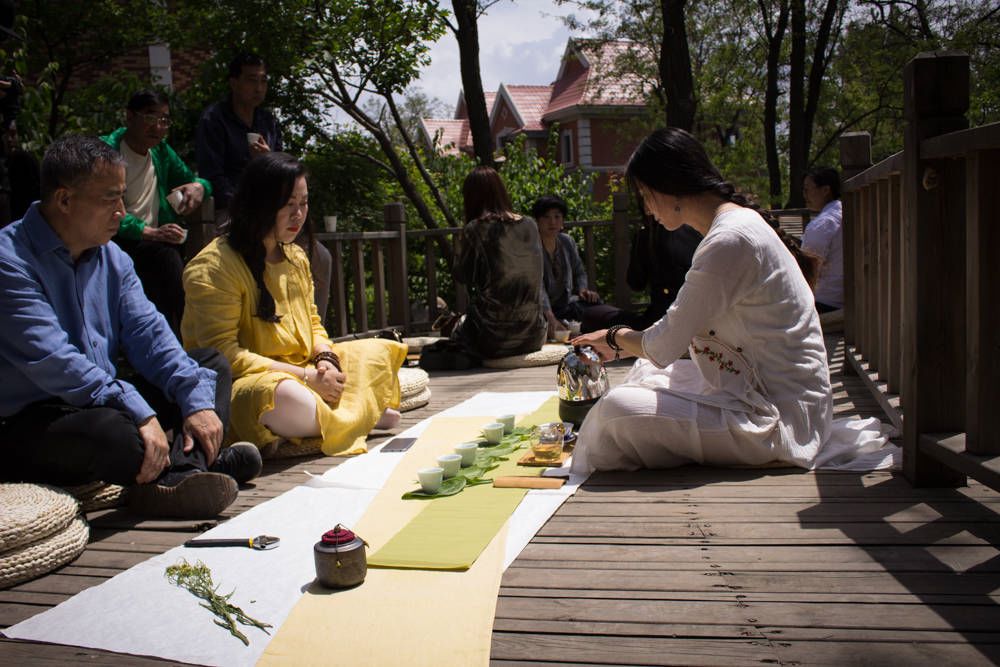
{"left": 367, "top": 396, "right": 561, "bottom": 571}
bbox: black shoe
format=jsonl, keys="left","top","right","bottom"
{"left": 127, "top": 472, "right": 237, "bottom": 519}
{"left": 209, "top": 442, "right": 263, "bottom": 484}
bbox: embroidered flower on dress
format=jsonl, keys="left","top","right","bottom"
{"left": 693, "top": 344, "right": 741, "bottom": 375}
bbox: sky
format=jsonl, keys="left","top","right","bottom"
{"left": 413, "top": 1, "right": 596, "bottom": 117}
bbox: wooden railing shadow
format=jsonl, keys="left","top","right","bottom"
{"left": 801, "top": 471, "right": 1000, "bottom": 663}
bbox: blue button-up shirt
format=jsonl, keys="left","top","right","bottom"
{"left": 0, "top": 203, "right": 217, "bottom": 422}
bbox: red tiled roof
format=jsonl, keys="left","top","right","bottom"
{"left": 545, "top": 40, "right": 647, "bottom": 118}
{"left": 454, "top": 91, "right": 496, "bottom": 120}
{"left": 420, "top": 118, "right": 470, "bottom": 155}
{"left": 498, "top": 84, "right": 553, "bottom": 132}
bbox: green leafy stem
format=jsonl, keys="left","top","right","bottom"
{"left": 165, "top": 559, "right": 272, "bottom": 646}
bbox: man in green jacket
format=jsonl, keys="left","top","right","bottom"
{"left": 101, "top": 90, "right": 211, "bottom": 334}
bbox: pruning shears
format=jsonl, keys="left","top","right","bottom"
{"left": 184, "top": 535, "right": 280, "bottom": 550}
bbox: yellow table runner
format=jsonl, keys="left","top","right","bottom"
{"left": 260, "top": 398, "right": 560, "bottom": 666}
{"left": 368, "top": 398, "right": 559, "bottom": 570}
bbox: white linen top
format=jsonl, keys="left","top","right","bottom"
{"left": 640, "top": 207, "right": 833, "bottom": 467}
{"left": 801, "top": 199, "right": 843, "bottom": 308}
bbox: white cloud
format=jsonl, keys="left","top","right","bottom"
{"left": 414, "top": 0, "right": 596, "bottom": 115}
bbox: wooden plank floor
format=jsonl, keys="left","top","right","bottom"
{"left": 3, "top": 335, "right": 999, "bottom": 665}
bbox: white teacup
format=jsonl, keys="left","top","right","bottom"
{"left": 247, "top": 132, "right": 263, "bottom": 147}
{"left": 454, "top": 442, "right": 478, "bottom": 467}
{"left": 417, "top": 467, "right": 443, "bottom": 493}
{"left": 178, "top": 227, "right": 189, "bottom": 244}
{"left": 436, "top": 454, "right": 462, "bottom": 479}
{"left": 553, "top": 329, "right": 571, "bottom": 343}
{"left": 482, "top": 422, "right": 505, "bottom": 445}
{"left": 496, "top": 414, "right": 515, "bottom": 434}
{"left": 323, "top": 215, "right": 338, "bottom": 233}
{"left": 167, "top": 189, "right": 185, "bottom": 213}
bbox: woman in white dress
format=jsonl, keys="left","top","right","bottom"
{"left": 570, "top": 128, "right": 896, "bottom": 474}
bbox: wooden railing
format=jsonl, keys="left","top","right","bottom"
{"left": 840, "top": 51, "right": 1000, "bottom": 490}
{"left": 315, "top": 193, "right": 639, "bottom": 338}
{"left": 317, "top": 199, "right": 817, "bottom": 340}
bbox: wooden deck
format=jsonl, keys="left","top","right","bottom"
{"left": 3, "top": 335, "right": 999, "bottom": 665}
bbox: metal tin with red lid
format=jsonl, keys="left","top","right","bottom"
{"left": 313, "top": 524, "right": 368, "bottom": 589}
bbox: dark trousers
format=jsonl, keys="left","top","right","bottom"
{"left": 0, "top": 348, "right": 231, "bottom": 487}
{"left": 116, "top": 238, "right": 186, "bottom": 336}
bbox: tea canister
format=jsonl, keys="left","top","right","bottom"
{"left": 313, "top": 524, "right": 368, "bottom": 589}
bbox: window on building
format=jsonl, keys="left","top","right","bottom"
{"left": 561, "top": 130, "right": 573, "bottom": 165}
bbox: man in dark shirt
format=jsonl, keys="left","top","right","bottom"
{"left": 196, "top": 53, "right": 282, "bottom": 226}
{"left": 0, "top": 136, "right": 260, "bottom": 518}
{"left": 196, "top": 52, "right": 333, "bottom": 323}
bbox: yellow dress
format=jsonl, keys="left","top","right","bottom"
{"left": 181, "top": 238, "right": 406, "bottom": 455}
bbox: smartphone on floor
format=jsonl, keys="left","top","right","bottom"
{"left": 379, "top": 437, "right": 417, "bottom": 453}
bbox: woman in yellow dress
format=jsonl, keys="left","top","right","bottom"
{"left": 182, "top": 152, "right": 406, "bottom": 455}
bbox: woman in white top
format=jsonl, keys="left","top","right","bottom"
{"left": 570, "top": 128, "right": 895, "bottom": 475}
{"left": 801, "top": 167, "right": 844, "bottom": 311}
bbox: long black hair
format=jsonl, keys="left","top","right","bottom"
{"left": 626, "top": 127, "right": 819, "bottom": 288}
{"left": 227, "top": 152, "right": 308, "bottom": 322}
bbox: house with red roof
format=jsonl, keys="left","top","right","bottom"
{"left": 420, "top": 39, "right": 651, "bottom": 198}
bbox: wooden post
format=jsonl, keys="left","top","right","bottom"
{"left": 350, "top": 240, "right": 368, "bottom": 333}
{"left": 453, "top": 231, "right": 468, "bottom": 313}
{"left": 372, "top": 240, "right": 387, "bottom": 329}
{"left": 965, "top": 148, "right": 1000, "bottom": 455}
{"left": 840, "top": 132, "right": 871, "bottom": 346}
{"left": 901, "top": 51, "right": 970, "bottom": 487}
{"left": 887, "top": 174, "right": 903, "bottom": 394}
{"left": 330, "top": 240, "right": 347, "bottom": 337}
{"left": 876, "top": 179, "right": 890, "bottom": 379}
{"left": 612, "top": 193, "right": 631, "bottom": 309}
{"left": 384, "top": 203, "right": 410, "bottom": 333}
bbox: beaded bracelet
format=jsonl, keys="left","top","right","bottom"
{"left": 605, "top": 325, "right": 631, "bottom": 360}
{"left": 310, "top": 350, "right": 342, "bottom": 371}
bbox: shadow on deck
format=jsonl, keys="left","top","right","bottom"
{"left": 2, "top": 333, "right": 998, "bottom": 665}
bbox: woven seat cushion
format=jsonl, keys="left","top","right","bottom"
{"left": 64, "top": 482, "right": 126, "bottom": 512}
{"left": 266, "top": 439, "right": 323, "bottom": 459}
{"left": 0, "top": 483, "right": 79, "bottom": 552}
{"left": 482, "top": 344, "right": 571, "bottom": 369}
{"left": 398, "top": 367, "right": 430, "bottom": 397}
{"left": 0, "top": 515, "right": 89, "bottom": 589}
{"left": 399, "top": 386, "right": 431, "bottom": 412}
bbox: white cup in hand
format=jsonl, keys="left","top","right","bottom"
{"left": 247, "top": 132, "right": 262, "bottom": 147}
{"left": 167, "top": 190, "right": 185, "bottom": 213}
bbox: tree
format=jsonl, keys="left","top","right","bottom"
{"left": 13, "top": 0, "right": 172, "bottom": 148}
{"left": 786, "top": 0, "right": 844, "bottom": 207}
{"left": 447, "top": 0, "right": 498, "bottom": 167}
{"left": 759, "top": 0, "right": 790, "bottom": 207}
{"left": 172, "top": 0, "right": 459, "bottom": 244}
{"left": 659, "top": 0, "right": 696, "bottom": 130}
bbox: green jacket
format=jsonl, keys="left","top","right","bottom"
{"left": 100, "top": 127, "right": 212, "bottom": 241}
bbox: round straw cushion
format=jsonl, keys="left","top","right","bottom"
{"left": 0, "top": 483, "right": 80, "bottom": 552}
{"left": 0, "top": 515, "right": 89, "bottom": 589}
{"left": 398, "top": 386, "right": 432, "bottom": 412}
{"left": 398, "top": 367, "right": 430, "bottom": 398}
{"left": 483, "top": 344, "right": 571, "bottom": 369}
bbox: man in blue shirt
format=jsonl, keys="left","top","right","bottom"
{"left": 0, "top": 136, "right": 260, "bottom": 518}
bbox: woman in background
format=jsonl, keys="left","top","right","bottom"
{"left": 451, "top": 166, "right": 547, "bottom": 359}
{"left": 182, "top": 152, "right": 406, "bottom": 456}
